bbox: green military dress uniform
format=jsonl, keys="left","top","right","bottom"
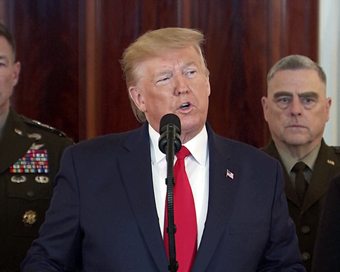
{"left": 263, "top": 139, "right": 340, "bottom": 272}
{"left": 0, "top": 107, "right": 73, "bottom": 272}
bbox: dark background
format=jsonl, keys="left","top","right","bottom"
{"left": 0, "top": 0, "right": 318, "bottom": 146}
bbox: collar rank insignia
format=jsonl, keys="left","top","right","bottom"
{"left": 10, "top": 149, "right": 49, "bottom": 174}
{"left": 327, "top": 159, "right": 335, "bottom": 166}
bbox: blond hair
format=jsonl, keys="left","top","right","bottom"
{"left": 120, "top": 27, "right": 209, "bottom": 122}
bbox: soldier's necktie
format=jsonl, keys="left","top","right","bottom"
{"left": 293, "top": 162, "right": 308, "bottom": 205}
{"left": 164, "top": 146, "right": 197, "bottom": 272}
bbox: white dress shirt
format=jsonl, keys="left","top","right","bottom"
{"left": 149, "top": 124, "right": 209, "bottom": 247}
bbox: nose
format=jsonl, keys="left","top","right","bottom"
{"left": 289, "top": 97, "right": 302, "bottom": 116}
{"left": 174, "top": 75, "right": 189, "bottom": 95}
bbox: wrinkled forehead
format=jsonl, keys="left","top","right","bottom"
{"left": 267, "top": 69, "right": 326, "bottom": 95}
{"left": 0, "top": 36, "right": 15, "bottom": 62}
{"left": 134, "top": 47, "right": 207, "bottom": 82}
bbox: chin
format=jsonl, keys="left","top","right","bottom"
{"left": 284, "top": 137, "right": 310, "bottom": 146}
{"left": 181, "top": 120, "right": 204, "bottom": 134}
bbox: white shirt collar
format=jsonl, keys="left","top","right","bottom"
{"left": 149, "top": 124, "right": 208, "bottom": 166}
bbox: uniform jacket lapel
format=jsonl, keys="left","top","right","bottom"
{"left": 262, "top": 140, "right": 301, "bottom": 207}
{"left": 262, "top": 139, "right": 340, "bottom": 215}
{"left": 0, "top": 108, "right": 34, "bottom": 174}
{"left": 301, "top": 140, "right": 340, "bottom": 214}
{"left": 192, "top": 125, "right": 240, "bottom": 272}
{"left": 117, "top": 123, "right": 168, "bottom": 271}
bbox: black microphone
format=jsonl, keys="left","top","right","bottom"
{"left": 158, "top": 114, "right": 182, "bottom": 272}
{"left": 158, "top": 114, "right": 182, "bottom": 155}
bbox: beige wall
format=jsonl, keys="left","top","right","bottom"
{"left": 319, "top": 1, "right": 340, "bottom": 146}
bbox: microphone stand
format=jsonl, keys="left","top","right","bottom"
{"left": 163, "top": 126, "right": 180, "bottom": 272}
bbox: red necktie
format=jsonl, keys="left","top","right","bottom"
{"left": 164, "top": 146, "right": 197, "bottom": 272}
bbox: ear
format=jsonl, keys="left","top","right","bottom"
{"left": 325, "top": 97, "right": 332, "bottom": 122}
{"left": 206, "top": 76, "right": 211, "bottom": 97}
{"left": 129, "top": 86, "right": 146, "bottom": 113}
{"left": 261, "top": 96, "right": 269, "bottom": 121}
{"left": 12, "top": 61, "right": 21, "bottom": 87}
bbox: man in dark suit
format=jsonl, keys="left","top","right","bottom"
{"left": 312, "top": 173, "right": 340, "bottom": 272}
{"left": 21, "top": 27, "right": 304, "bottom": 272}
{"left": 261, "top": 55, "right": 340, "bottom": 272}
{"left": 0, "top": 23, "right": 73, "bottom": 271}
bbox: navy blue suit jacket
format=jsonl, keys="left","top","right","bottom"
{"left": 21, "top": 123, "right": 305, "bottom": 271}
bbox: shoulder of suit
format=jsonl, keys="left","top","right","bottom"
{"left": 20, "top": 115, "right": 69, "bottom": 138}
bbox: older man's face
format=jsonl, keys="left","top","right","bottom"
{"left": 262, "top": 69, "right": 331, "bottom": 152}
{"left": 0, "top": 36, "right": 20, "bottom": 115}
{"left": 129, "top": 46, "right": 210, "bottom": 143}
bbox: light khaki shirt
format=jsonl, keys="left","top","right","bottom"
{"left": 277, "top": 143, "right": 321, "bottom": 185}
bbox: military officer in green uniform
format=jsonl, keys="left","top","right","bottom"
{"left": 261, "top": 54, "right": 340, "bottom": 272}
{"left": 0, "top": 23, "right": 73, "bottom": 271}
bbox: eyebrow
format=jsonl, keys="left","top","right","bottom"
{"left": 298, "top": 92, "right": 319, "bottom": 99}
{"left": 273, "top": 91, "right": 319, "bottom": 99}
{"left": 273, "top": 91, "right": 292, "bottom": 98}
{"left": 154, "top": 61, "right": 197, "bottom": 78}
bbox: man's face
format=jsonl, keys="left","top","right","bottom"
{"left": 129, "top": 46, "right": 210, "bottom": 143}
{"left": 0, "top": 36, "right": 20, "bottom": 115}
{"left": 261, "top": 69, "right": 331, "bottom": 151}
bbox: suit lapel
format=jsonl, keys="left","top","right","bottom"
{"left": 117, "top": 123, "right": 168, "bottom": 271}
{"left": 192, "top": 127, "right": 240, "bottom": 272}
{"left": 0, "top": 108, "right": 34, "bottom": 174}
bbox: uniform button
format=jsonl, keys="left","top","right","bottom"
{"left": 301, "top": 252, "right": 311, "bottom": 261}
{"left": 27, "top": 191, "right": 35, "bottom": 197}
{"left": 301, "top": 226, "right": 310, "bottom": 234}
{"left": 23, "top": 210, "right": 37, "bottom": 225}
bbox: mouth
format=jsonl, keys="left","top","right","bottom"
{"left": 286, "top": 124, "right": 306, "bottom": 129}
{"left": 179, "top": 102, "right": 191, "bottom": 110}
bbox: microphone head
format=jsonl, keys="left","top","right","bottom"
{"left": 158, "top": 114, "right": 182, "bottom": 154}
{"left": 159, "top": 113, "right": 181, "bottom": 134}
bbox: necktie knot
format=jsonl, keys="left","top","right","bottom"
{"left": 292, "top": 161, "right": 307, "bottom": 173}
{"left": 176, "top": 146, "right": 191, "bottom": 160}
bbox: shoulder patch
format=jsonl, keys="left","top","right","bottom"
{"left": 20, "top": 115, "right": 68, "bottom": 137}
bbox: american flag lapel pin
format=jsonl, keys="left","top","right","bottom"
{"left": 226, "top": 169, "right": 234, "bottom": 179}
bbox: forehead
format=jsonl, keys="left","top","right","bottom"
{"left": 142, "top": 47, "right": 201, "bottom": 71}
{"left": 268, "top": 69, "right": 325, "bottom": 94}
{"left": 0, "top": 36, "right": 13, "bottom": 59}
{"left": 0, "top": 36, "right": 12, "bottom": 52}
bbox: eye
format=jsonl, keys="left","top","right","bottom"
{"left": 301, "top": 97, "right": 316, "bottom": 109}
{"left": 279, "top": 97, "right": 289, "bottom": 103}
{"left": 155, "top": 74, "right": 172, "bottom": 85}
{"left": 275, "top": 96, "right": 291, "bottom": 109}
{"left": 185, "top": 69, "right": 197, "bottom": 78}
{"left": 156, "top": 77, "right": 170, "bottom": 83}
{"left": 302, "top": 97, "right": 313, "bottom": 103}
